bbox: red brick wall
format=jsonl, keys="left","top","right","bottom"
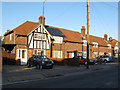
{"left": 5, "top": 33, "right": 27, "bottom": 45}
{"left": 2, "top": 51, "right": 16, "bottom": 59}
{"left": 5, "top": 33, "right": 14, "bottom": 44}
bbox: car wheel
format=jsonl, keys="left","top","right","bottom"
{"left": 85, "top": 61, "right": 87, "bottom": 65}
{"left": 104, "top": 60, "right": 107, "bottom": 63}
{"left": 40, "top": 65, "right": 42, "bottom": 69}
{"left": 49, "top": 65, "right": 53, "bottom": 69}
{"left": 27, "top": 62, "right": 31, "bottom": 67}
{"left": 36, "top": 64, "right": 40, "bottom": 69}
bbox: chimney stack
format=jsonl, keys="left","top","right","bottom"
{"left": 104, "top": 34, "right": 107, "bottom": 41}
{"left": 39, "top": 15, "right": 45, "bottom": 25}
{"left": 109, "top": 37, "right": 112, "bottom": 41}
{"left": 81, "top": 26, "right": 85, "bottom": 37}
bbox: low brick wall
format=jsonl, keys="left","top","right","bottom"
{"left": 2, "top": 51, "right": 20, "bottom": 65}
{"left": 63, "top": 58, "right": 79, "bottom": 66}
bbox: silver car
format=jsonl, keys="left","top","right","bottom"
{"left": 98, "top": 55, "right": 113, "bottom": 63}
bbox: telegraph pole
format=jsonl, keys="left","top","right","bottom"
{"left": 41, "top": 0, "right": 46, "bottom": 56}
{"left": 86, "top": 0, "right": 89, "bottom": 69}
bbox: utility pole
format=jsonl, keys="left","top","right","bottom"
{"left": 86, "top": 0, "right": 89, "bottom": 69}
{"left": 41, "top": 0, "right": 46, "bottom": 56}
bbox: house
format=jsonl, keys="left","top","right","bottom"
{"left": 3, "top": 15, "right": 120, "bottom": 65}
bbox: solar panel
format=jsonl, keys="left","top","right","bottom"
{"left": 45, "top": 26, "right": 66, "bottom": 37}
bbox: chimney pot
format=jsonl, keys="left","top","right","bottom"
{"left": 39, "top": 15, "right": 45, "bottom": 25}
{"left": 109, "top": 37, "right": 112, "bottom": 41}
{"left": 104, "top": 34, "right": 108, "bottom": 41}
{"left": 81, "top": 26, "right": 85, "bottom": 37}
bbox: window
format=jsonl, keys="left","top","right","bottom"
{"left": 34, "top": 50, "right": 46, "bottom": 55}
{"left": 34, "top": 33, "right": 46, "bottom": 40}
{"left": 53, "top": 36, "right": 63, "bottom": 43}
{"left": 53, "top": 51, "right": 62, "bottom": 58}
{"left": 93, "top": 42, "right": 98, "bottom": 47}
{"left": 34, "top": 34, "right": 38, "bottom": 39}
{"left": 10, "top": 34, "right": 12, "bottom": 41}
{"left": 82, "top": 40, "right": 87, "bottom": 46}
{"left": 107, "top": 44, "right": 111, "bottom": 49}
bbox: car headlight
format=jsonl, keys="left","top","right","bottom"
{"left": 51, "top": 61, "right": 54, "bottom": 64}
{"left": 42, "top": 62, "right": 45, "bottom": 64}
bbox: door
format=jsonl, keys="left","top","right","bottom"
{"left": 17, "top": 49, "right": 27, "bottom": 65}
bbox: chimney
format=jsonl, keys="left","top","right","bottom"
{"left": 81, "top": 26, "right": 85, "bottom": 37}
{"left": 109, "top": 37, "right": 112, "bottom": 41}
{"left": 39, "top": 15, "right": 45, "bottom": 25}
{"left": 104, "top": 34, "right": 107, "bottom": 41}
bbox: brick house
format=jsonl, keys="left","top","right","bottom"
{"left": 3, "top": 15, "right": 120, "bottom": 65}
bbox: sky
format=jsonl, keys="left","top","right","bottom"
{"left": 1, "top": 2, "right": 118, "bottom": 40}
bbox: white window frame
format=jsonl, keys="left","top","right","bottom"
{"left": 10, "top": 34, "right": 12, "bottom": 41}
{"left": 93, "top": 52, "right": 98, "bottom": 54}
{"left": 34, "top": 33, "right": 46, "bottom": 40}
{"left": 34, "top": 49, "right": 46, "bottom": 55}
{"left": 53, "top": 36, "right": 63, "bottom": 44}
{"left": 93, "top": 42, "right": 98, "bottom": 47}
{"left": 53, "top": 51, "right": 62, "bottom": 58}
{"left": 107, "top": 44, "right": 111, "bottom": 49}
{"left": 82, "top": 40, "right": 87, "bottom": 46}
{"left": 16, "top": 49, "right": 27, "bottom": 59}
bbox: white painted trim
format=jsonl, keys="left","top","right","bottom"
{"left": 107, "top": 44, "right": 111, "bottom": 49}
{"left": 82, "top": 40, "right": 87, "bottom": 46}
{"left": 16, "top": 49, "right": 27, "bottom": 65}
{"left": 92, "top": 42, "right": 98, "bottom": 47}
{"left": 27, "top": 24, "right": 53, "bottom": 39}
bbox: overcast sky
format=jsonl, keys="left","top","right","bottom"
{"left": 2, "top": 2, "right": 118, "bottom": 40}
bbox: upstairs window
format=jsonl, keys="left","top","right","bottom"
{"left": 53, "top": 36, "right": 63, "bottom": 43}
{"left": 10, "top": 34, "right": 12, "bottom": 41}
{"left": 34, "top": 33, "right": 46, "bottom": 40}
{"left": 93, "top": 42, "right": 98, "bottom": 47}
{"left": 82, "top": 40, "right": 87, "bottom": 46}
{"left": 107, "top": 44, "right": 111, "bottom": 49}
{"left": 34, "top": 34, "right": 38, "bottom": 39}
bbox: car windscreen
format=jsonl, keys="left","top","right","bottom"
{"left": 36, "top": 55, "right": 49, "bottom": 61}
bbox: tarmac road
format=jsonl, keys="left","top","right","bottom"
{"left": 2, "top": 63, "right": 119, "bottom": 88}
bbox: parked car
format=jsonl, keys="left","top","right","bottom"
{"left": 96, "top": 55, "right": 113, "bottom": 63}
{"left": 74, "top": 56, "right": 96, "bottom": 65}
{"left": 27, "top": 55, "right": 54, "bottom": 69}
{"left": 89, "top": 59, "right": 96, "bottom": 65}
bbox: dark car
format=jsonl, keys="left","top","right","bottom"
{"left": 27, "top": 55, "right": 54, "bottom": 69}
{"left": 89, "top": 59, "right": 96, "bottom": 65}
{"left": 73, "top": 56, "right": 87, "bottom": 64}
{"left": 74, "top": 56, "right": 96, "bottom": 65}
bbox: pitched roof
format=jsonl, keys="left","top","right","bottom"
{"left": 45, "top": 26, "right": 66, "bottom": 37}
{"left": 6, "top": 20, "right": 119, "bottom": 47}
{"left": 45, "top": 25, "right": 83, "bottom": 43}
{"left": 87, "top": 35, "right": 108, "bottom": 46}
{"left": 13, "top": 21, "right": 39, "bottom": 35}
{"left": 107, "top": 39, "right": 118, "bottom": 47}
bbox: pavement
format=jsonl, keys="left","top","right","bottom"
{"left": 2, "top": 62, "right": 119, "bottom": 85}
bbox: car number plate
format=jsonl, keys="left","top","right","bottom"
{"left": 46, "top": 64, "right": 52, "bottom": 66}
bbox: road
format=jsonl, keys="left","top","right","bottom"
{"left": 2, "top": 63, "right": 119, "bottom": 88}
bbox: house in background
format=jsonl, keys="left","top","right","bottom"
{"left": 3, "top": 15, "right": 120, "bottom": 65}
